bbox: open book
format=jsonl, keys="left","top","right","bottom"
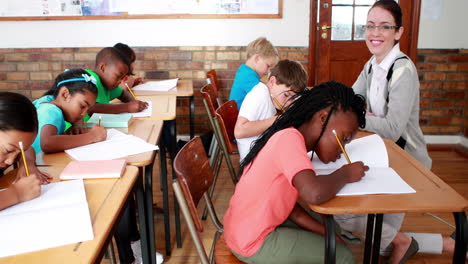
{"left": 65, "top": 129, "right": 159, "bottom": 161}
{"left": 312, "top": 134, "right": 416, "bottom": 196}
{"left": 132, "top": 78, "right": 178, "bottom": 92}
{"left": 0, "top": 180, "right": 93, "bottom": 257}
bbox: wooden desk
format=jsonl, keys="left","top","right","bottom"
{"left": 137, "top": 95, "right": 177, "bottom": 120}
{"left": 134, "top": 80, "right": 195, "bottom": 138}
{"left": 0, "top": 166, "right": 139, "bottom": 264}
{"left": 36, "top": 119, "right": 165, "bottom": 263}
{"left": 309, "top": 139, "right": 468, "bottom": 264}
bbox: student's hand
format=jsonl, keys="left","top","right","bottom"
{"left": 133, "top": 77, "right": 145, "bottom": 86}
{"left": 89, "top": 125, "right": 107, "bottom": 143}
{"left": 341, "top": 161, "right": 369, "bottom": 183}
{"left": 11, "top": 175, "right": 41, "bottom": 203}
{"left": 15, "top": 165, "right": 52, "bottom": 185}
{"left": 126, "top": 100, "right": 148, "bottom": 113}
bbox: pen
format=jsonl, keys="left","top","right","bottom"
{"left": 98, "top": 115, "right": 102, "bottom": 126}
{"left": 332, "top": 129, "right": 351, "bottom": 164}
{"left": 125, "top": 83, "right": 137, "bottom": 100}
{"left": 272, "top": 96, "right": 285, "bottom": 113}
{"left": 19, "top": 141, "right": 30, "bottom": 177}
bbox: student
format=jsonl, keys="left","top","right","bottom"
{"left": 224, "top": 81, "right": 368, "bottom": 264}
{"left": 338, "top": 1, "right": 457, "bottom": 262}
{"left": 113, "top": 42, "right": 145, "bottom": 89}
{"left": 0, "top": 92, "right": 51, "bottom": 210}
{"left": 229, "top": 37, "right": 278, "bottom": 108}
{"left": 235, "top": 59, "right": 307, "bottom": 161}
{"left": 32, "top": 69, "right": 107, "bottom": 153}
{"left": 87, "top": 47, "right": 148, "bottom": 116}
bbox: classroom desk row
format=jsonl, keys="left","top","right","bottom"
{"left": 0, "top": 89, "right": 189, "bottom": 264}
{"left": 309, "top": 137, "right": 468, "bottom": 264}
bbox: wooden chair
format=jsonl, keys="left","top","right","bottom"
{"left": 206, "top": 69, "right": 220, "bottom": 95}
{"left": 172, "top": 137, "right": 245, "bottom": 264}
{"left": 213, "top": 100, "right": 239, "bottom": 185}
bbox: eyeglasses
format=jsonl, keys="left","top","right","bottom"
{"left": 363, "top": 24, "right": 399, "bottom": 32}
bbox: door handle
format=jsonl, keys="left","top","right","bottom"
{"left": 322, "top": 25, "right": 332, "bottom": 31}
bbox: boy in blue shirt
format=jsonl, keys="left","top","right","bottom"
{"left": 229, "top": 37, "right": 278, "bottom": 108}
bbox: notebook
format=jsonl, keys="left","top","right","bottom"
{"left": 0, "top": 180, "right": 93, "bottom": 257}
{"left": 86, "top": 113, "right": 133, "bottom": 128}
{"left": 132, "top": 78, "right": 178, "bottom": 92}
{"left": 60, "top": 159, "right": 127, "bottom": 180}
{"left": 312, "top": 134, "right": 416, "bottom": 196}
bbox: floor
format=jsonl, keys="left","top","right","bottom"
{"left": 107, "top": 145, "right": 468, "bottom": 264}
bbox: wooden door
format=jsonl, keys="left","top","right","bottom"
{"left": 308, "top": 0, "right": 421, "bottom": 86}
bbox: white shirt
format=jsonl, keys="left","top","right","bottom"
{"left": 369, "top": 44, "right": 401, "bottom": 117}
{"left": 236, "top": 82, "right": 276, "bottom": 161}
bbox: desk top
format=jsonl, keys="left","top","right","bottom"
{"left": 137, "top": 95, "right": 176, "bottom": 121}
{"left": 133, "top": 79, "right": 193, "bottom": 97}
{"left": 36, "top": 119, "right": 163, "bottom": 167}
{"left": 0, "top": 166, "right": 139, "bottom": 264}
{"left": 309, "top": 138, "right": 468, "bottom": 215}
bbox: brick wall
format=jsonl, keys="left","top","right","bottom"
{"left": 0, "top": 47, "right": 466, "bottom": 137}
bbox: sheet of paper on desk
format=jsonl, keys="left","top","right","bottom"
{"left": 65, "top": 131, "right": 159, "bottom": 161}
{"left": 315, "top": 167, "right": 416, "bottom": 196}
{"left": 0, "top": 180, "right": 93, "bottom": 257}
{"left": 132, "top": 78, "right": 178, "bottom": 92}
{"left": 312, "top": 134, "right": 389, "bottom": 170}
{"left": 131, "top": 101, "right": 152, "bottom": 118}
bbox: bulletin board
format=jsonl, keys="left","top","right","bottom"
{"left": 0, "top": 0, "right": 282, "bottom": 20}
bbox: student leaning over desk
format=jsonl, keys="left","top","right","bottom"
{"left": 0, "top": 92, "right": 52, "bottom": 210}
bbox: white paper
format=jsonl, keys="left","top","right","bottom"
{"left": 65, "top": 133, "right": 158, "bottom": 161}
{"left": 130, "top": 101, "right": 152, "bottom": 118}
{"left": 312, "top": 135, "right": 415, "bottom": 196}
{"left": 312, "top": 134, "right": 389, "bottom": 170}
{"left": 132, "top": 79, "right": 178, "bottom": 92}
{"left": 0, "top": 180, "right": 93, "bottom": 257}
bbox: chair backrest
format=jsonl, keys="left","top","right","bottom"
{"left": 206, "top": 69, "right": 220, "bottom": 94}
{"left": 214, "top": 100, "right": 238, "bottom": 154}
{"left": 200, "top": 83, "right": 219, "bottom": 119}
{"left": 173, "top": 137, "right": 224, "bottom": 264}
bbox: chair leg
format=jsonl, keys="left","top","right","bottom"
{"left": 107, "top": 241, "right": 117, "bottom": 264}
{"left": 209, "top": 231, "right": 223, "bottom": 264}
{"left": 208, "top": 135, "right": 218, "bottom": 159}
{"left": 224, "top": 151, "right": 238, "bottom": 184}
{"left": 202, "top": 146, "right": 222, "bottom": 220}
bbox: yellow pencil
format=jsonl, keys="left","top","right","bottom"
{"left": 19, "top": 141, "right": 30, "bottom": 176}
{"left": 98, "top": 115, "right": 102, "bottom": 126}
{"left": 272, "top": 96, "right": 285, "bottom": 113}
{"left": 125, "top": 83, "right": 137, "bottom": 100}
{"left": 332, "top": 129, "right": 351, "bottom": 164}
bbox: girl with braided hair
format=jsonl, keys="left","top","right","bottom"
{"left": 224, "top": 81, "right": 368, "bottom": 263}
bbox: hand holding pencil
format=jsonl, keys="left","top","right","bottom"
{"left": 332, "top": 130, "right": 368, "bottom": 182}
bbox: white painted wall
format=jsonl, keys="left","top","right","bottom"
{"left": 418, "top": 0, "right": 468, "bottom": 49}
{"left": 0, "top": 0, "right": 466, "bottom": 49}
{"left": 0, "top": 0, "right": 310, "bottom": 48}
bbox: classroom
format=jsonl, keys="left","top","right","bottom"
{"left": 0, "top": 0, "right": 467, "bottom": 264}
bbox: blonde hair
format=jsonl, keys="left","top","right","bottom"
{"left": 246, "top": 37, "right": 278, "bottom": 60}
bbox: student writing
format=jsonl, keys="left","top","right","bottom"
{"left": 0, "top": 92, "right": 52, "bottom": 210}
{"left": 224, "top": 81, "right": 368, "bottom": 264}
{"left": 235, "top": 59, "right": 308, "bottom": 161}
{"left": 229, "top": 37, "right": 278, "bottom": 109}
{"left": 32, "top": 69, "right": 106, "bottom": 153}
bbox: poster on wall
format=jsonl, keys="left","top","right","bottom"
{"left": 0, "top": 0, "right": 279, "bottom": 17}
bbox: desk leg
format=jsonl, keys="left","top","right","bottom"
{"left": 145, "top": 162, "right": 156, "bottom": 264}
{"left": 322, "top": 214, "right": 336, "bottom": 264}
{"left": 189, "top": 96, "right": 194, "bottom": 139}
{"left": 169, "top": 120, "right": 182, "bottom": 248}
{"left": 158, "top": 137, "right": 172, "bottom": 256}
{"left": 363, "top": 214, "right": 375, "bottom": 264}
{"left": 371, "top": 214, "right": 384, "bottom": 264}
{"left": 452, "top": 212, "right": 467, "bottom": 264}
{"left": 135, "top": 169, "right": 151, "bottom": 264}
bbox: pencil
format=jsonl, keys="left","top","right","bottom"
{"left": 18, "top": 141, "right": 30, "bottom": 177}
{"left": 272, "top": 96, "right": 285, "bottom": 113}
{"left": 98, "top": 115, "right": 102, "bottom": 126}
{"left": 332, "top": 129, "right": 351, "bottom": 164}
{"left": 125, "top": 83, "right": 137, "bottom": 100}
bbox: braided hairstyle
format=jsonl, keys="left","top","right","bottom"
{"left": 239, "top": 80, "right": 366, "bottom": 177}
